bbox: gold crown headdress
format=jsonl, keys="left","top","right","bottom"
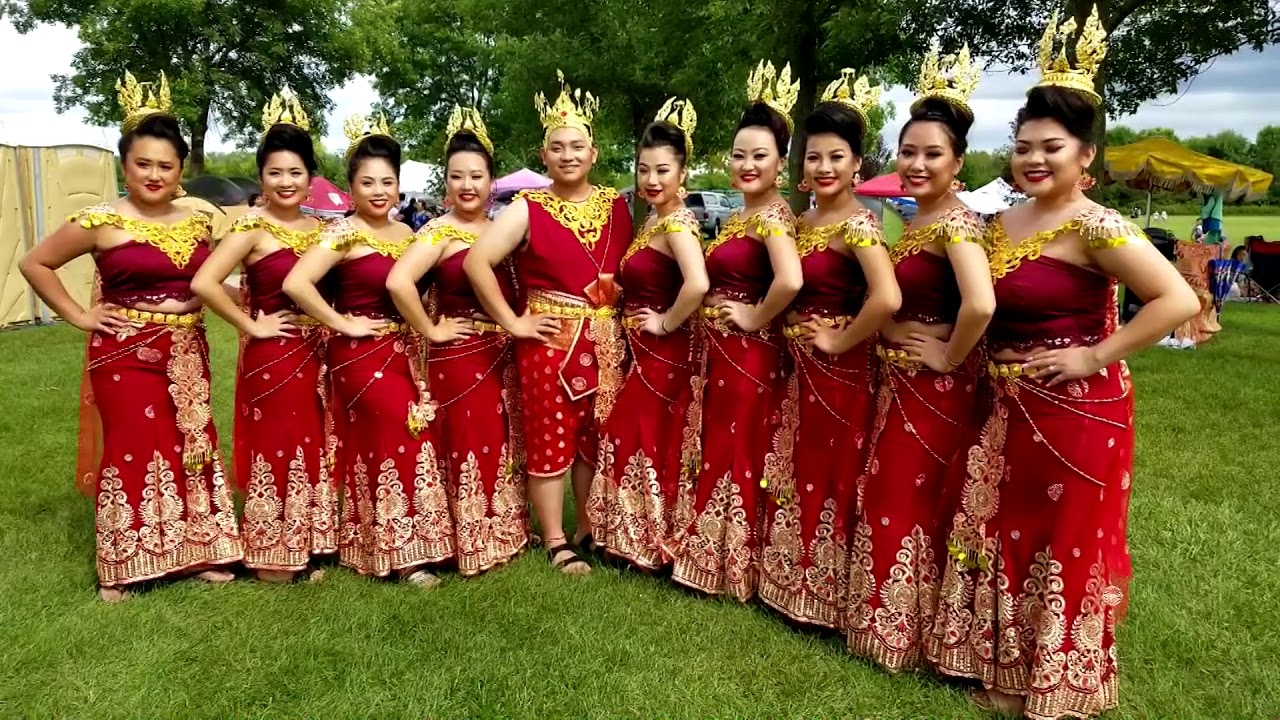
{"left": 1035, "top": 5, "right": 1108, "bottom": 105}
{"left": 819, "top": 69, "right": 882, "bottom": 135}
{"left": 117, "top": 71, "right": 172, "bottom": 134}
{"left": 653, "top": 97, "right": 697, "bottom": 157}
{"left": 534, "top": 70, "right": 598, "bottom": 144}
{"left": 445, "top": 105, "right": 494, "bottom": 156}
{"left": 261, "top": 86, "right": 311, "bottom": 137}
{"left": 343, "top": 112, "right": 393, "bottom": 158}
{"left": 912, "top": 40, "right": 981, "bottom": 119}
{"left": 746, "top": 60, "right": 800, "bottom": 132}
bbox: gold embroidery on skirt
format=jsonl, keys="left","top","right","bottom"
{"left": 96, "top": 466, "right": 138, "bottom": 563}
{"left": 283, "top": 447, "right": 311, "bottom": 552}
{"left": 375, "top": 458, "right": 414, "bottom": 552}
{"left": 244, "top": 454, "right": 283, "bottom": 550}
{"left": 591, "top": 316, "right": 625, "bottom": 423}
{"left": 166, "top": 327, "right": 214, "bottom": 473}
{"left": 138, "top": 450, "right": 185, "bottom": 555}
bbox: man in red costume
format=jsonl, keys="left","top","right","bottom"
{"left": 465, "top": 71, "right": 632, "bottom": 575}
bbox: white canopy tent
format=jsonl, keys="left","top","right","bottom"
{"left": 399, "top": 161, "right": 440, "bottom": 194}
{"left": 957, "top": 178, "right": 1026, "bottom": 215}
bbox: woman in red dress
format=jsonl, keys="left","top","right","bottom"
{"left": 284, "top": 115, "right": 454, "bottom": 587}
{"left": 191, "top": 88, "right": 336, "bottom": 583}
{"left": 759, "top": 71, "right": 900, "bottom": 629}
{"left": 587, "top": 99, "right": 708, "bottom": 570}
{"left": 667, "top": 62, "right": 803, "bottom": 602}
{"left": 845, "top": 48, "right": 994, "bottom": 671}
{"left": 387, "top": 106, "right": 530, "bottom": 577}
{"left": 928, "top": 11, "right": 1199, "bottom": 717}
{"left": 19, "top": 72, "right": 242, "bottom": 601}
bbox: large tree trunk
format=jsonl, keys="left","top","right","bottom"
{"left": 788, "top": 3, "right": 821, "bottom": 216}
{"left": 188, "top": 100, "right": 211, "bottom": 177}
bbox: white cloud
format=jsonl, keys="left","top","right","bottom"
{"left": 4, "top": 19, "right": 1276, "bottom": 156}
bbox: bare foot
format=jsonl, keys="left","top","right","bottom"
{"left": 969, "top": 688, "right": 1024, "bottom": 717}
{"left": 307, "top": 568, "right": 326, "bottom": 583}
{"left": 194, "top": 569, "right": 235, "bottom": 584}
{"left": 403, "top": 569, "right": 441, "bottom": 589}
{"left": 98, "top": 587, "right": 130, "bottom": 603}
{"left": 253, "top": 569, "right": 297, "bottom": 584}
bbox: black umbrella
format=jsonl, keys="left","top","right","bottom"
{"left": 184, "top": 175, "right": 247, "bottom": 206}
{"left": 229, "top": 176, "right": 261, "bottom": 195}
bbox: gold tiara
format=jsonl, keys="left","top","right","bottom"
{"left": 653, "top": 97, "right": 697, "bottom": 157}
{"left": 261, "top": 86, "right": 311, "bottom": 137}
{"left": 445, "top": 105, "right": 494, "bottom": 156}
{"left": 117, "top": 71, "right": 172, "bottom": 134}
{"left": 912, "top": 40, "right": 981, "bottom": 119}
{"left": 343, "top": 112, "right": 393, "bottom": 158}
{"left": 534, "top": 70, "right": 598, "bottom": 144}
{"left": 819, "top": 69, "right": 882, "bottom": 135}
{"left": 1036, "top": 5, "right": 1108, "bottom": 105}
{"left": 746, "top": 60, "right": 800, "bottom": 132}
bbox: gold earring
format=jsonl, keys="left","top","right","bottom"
{"left": 677, "top": 187, "right": 688, "bottom": 199}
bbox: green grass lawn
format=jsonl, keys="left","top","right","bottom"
{"left": 1, "top": 307, "right": 1278, "bottom": 717}
{"left": 1150, "top": 214, "right": 1280, "bottom": 243}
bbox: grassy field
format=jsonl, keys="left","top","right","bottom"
{"left": 1150, "top": 214, "right": 1280, "bottom": 243}
{"left": 1, "top": 307, "right": 1278, "bottom": 717}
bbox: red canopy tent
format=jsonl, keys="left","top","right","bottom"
{"left": 303, "top": 177, "right": 352, "bottom": 217}
{"left": 853, "top": 172, "right": 907, "bottom": 198}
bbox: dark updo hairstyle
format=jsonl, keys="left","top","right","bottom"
{"left": 257, "top": 123, "right": 318, "bottom": 177}
{"left": 636, "top": 121, "right": 689, "bottom": 167}
{"left": 445, "top": 131, "right": 496, "bottom": 177}
{"left": 1015, "top": 85, "right": 1098, "bottom": 145}
{"left": 346, "top": 134, "right": 402, "bottom": 184}
{"left": 803, "top": 101, "right": 867, "bottom": 157}
{"left": 736, "top": 102, "right": 791, "bottom": 157}
{"left": 118, "top": 113, "right": 190, "bottom": 166}
{"left": 899, "top": 97, "right": 974, "bottom": 156}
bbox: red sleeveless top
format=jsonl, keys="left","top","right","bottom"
{"left": 415, "top": 219, "right": 516, "bottom": 317}
{"left": 891, "top": 205, "right": 985, "bottom": 325}
{"left": 516, "top": 187, "right": 632, "bottom": 300}
{"left": 987, "top": 207, "right": 1142, "bottom": 353}
{"left": 705, "top": 201, "right": 793, "bottom": 303}
{"left": 73, "top": 205, "right": 212, "bottom": 307}
{"left": 620, "top": 208, "right": 700, "bottom": 312}
{"left": 790, "top": 208, "right": 883, "bottom": 317}
{"left": 320, "top": 219, "right": 415, "bottom": 321}
{"left": 234, "top": 213, "right": 323, "bottom": 315}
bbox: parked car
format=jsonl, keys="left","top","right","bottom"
{"left": 686, "top": 191, "right": 735, "bottom": 236}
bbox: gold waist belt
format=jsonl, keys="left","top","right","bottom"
{"left": 122, "top": 308, "right": 203, "bottom": 328}
{"left": 527, "top": 292, "right": 617, "bottom": 320}
{"left": 987, "top": 361, "right": 1027, "bottom": 378}
{"left": 782, "top": 314, "right": 853, "bottom": 339}
{"left": 472, "top": 319, "right": 505, "bottom": 335}
{"left": 877, "top": 345, "right": 923, "bottom": 369}
{"left": 291, "top": 314, "right": 322, "bottom": 327}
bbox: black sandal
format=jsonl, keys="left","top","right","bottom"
{"left": 547, "top": 543, "right": 590, "bottom": 574}
{"left": 576, "top": 533, "right": 597, "bottom": 552}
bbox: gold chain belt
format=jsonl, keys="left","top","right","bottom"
{"left": 988, "top": 361, "right": 1027, "bottom": 378}
{"left": 473, "top": 320, "right": 505, "bottom": 335}
{"left": 527, "top": 292, "right": 617, "bottom": 320}
{"left": 877, "top": 344, "right": 923, "bottom": 370}
{"left": 291, "top": 314, "right": 323, "bottom": 327}
{"left": 121, "top": 308, "right": 203, "bottom": 328}
{"left": 782, "top": 314, "right": 852, "bottom": 340}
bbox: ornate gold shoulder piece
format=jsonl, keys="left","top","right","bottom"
{"left": 819, "top": 69, "right": 882, "bottom": 134}
{"left": 262, "top": 86, "right": 311, "bottom": 137}
{"left": 1079, "top": 205, "right": 1142, "bottom": 249}
{"left": 117, "top": 71, "right": 172, "bottom": 133}
{"left": 1036, "top": 4, "right": 1108, "bottom": 105}
{"left": 844, "top": 209, "right": 885, "bottom": 249}
{"left": 653, "top": 97, "right": 697, "bottom": 157}
{"left": 913, "top": 40, "right": 980, "bottom": 120}
{"left": 445, "top": 105, "right": 494, "bottom": 156}
{"left": 534, "top": 70, "right": 598, "bottom": 144}
{"left": 344, "top": 112, "right": 393, "bottom": 158}
{"left": 746, "top": 61, "right": 800, "bottom": 132}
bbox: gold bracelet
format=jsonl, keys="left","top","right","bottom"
{"left": 944, "top": 348, "right": 963, "bottom": 368}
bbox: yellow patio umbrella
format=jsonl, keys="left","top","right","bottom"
{"left": 1104, "top": 137, "right": 1274, "bottom": 224}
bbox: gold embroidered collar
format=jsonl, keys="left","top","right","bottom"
{"left": 74, "top": 206, "right": 209, "bottom": 268}
{"left": 418, "top": 220, "right": 480, "bottom": 246}
{"left": 232, "top": 214, "right": 320, "bottom": 255}
{"left": 520, "top": 187, "right": 617, "bottom": 251}
{"left": 622, "top": 207, "right": 697, "bottom": 266}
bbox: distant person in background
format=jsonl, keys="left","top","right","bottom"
{"left": 1193, "top": 219, "right": 1205, "bottom": 242}
{"left": 410, "top": 199, "right": 430, "bottom": 231}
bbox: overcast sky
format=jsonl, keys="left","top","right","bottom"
{"left": 2, "top": 19, "right": 1276, "bottom": 156}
